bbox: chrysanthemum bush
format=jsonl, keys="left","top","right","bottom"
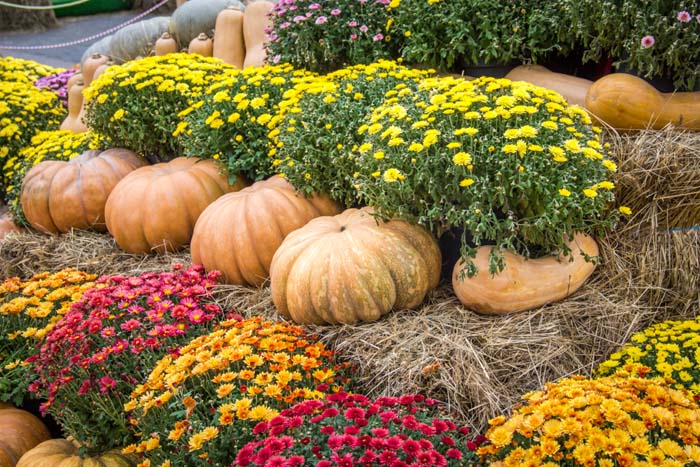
{"left": 273, "top": 60, "right": 433, "bottom": 207}
{"left": 83, "top": 53, "right": 235, "bottom": 163}
{"left": 0, "top": 269, "right": 96, "bottom": 406}
{"left": 176, "top": 64, "right": 313, "bottom": 183}
{"left": 354, "top": 75, "right": 629, "bottom": 276}
{"left": 125, "top": 317, "right": 352, "bottom": 467}
{"left": 234, "top": 392, "right": 486, "bottom": 467}
{"left": 28, "top": 264, "right": 228, "bottom": 453}
{"left": 3, "top": 130, "right": 105, "bottom": 226}
{"left": 0, "top": 55, "right": 61, "bottom": 85}
{"left": 0, "top": 80, "right": 66, "bottom": 198}
{"left": 478, "top": 375, "right": 700, "bottom": 466}
{"left": 266, "top": 0, "right": 399, "bottom": 73}
{"left": 597, "top": 318, "right": 700, "bottom": 395}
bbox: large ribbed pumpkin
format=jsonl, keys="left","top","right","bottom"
{"left": 20, "top": 149, "right": 146, "bottom": 234}
{"left": 169, "top": 0, "right": 244, "bottom": 49}
{"left": 452, "top": 233, "right": 599, "bottom": 315}
{"left": 270, "top": 207, "right": 441, "bottom": 325}
{"left": 191, "top": 176, "right": 341, "bottom": 286}
{"left": 109, "top": 16, "right": 170, "bottom": 64}
{"left": 16, "top": 439, "right": 135, "bottom": 467}
{"left": 0, "top": 403, "right": 51, "bottom": 467}
{"left": 105, "top": 157, "right": 247, "bottom": 254}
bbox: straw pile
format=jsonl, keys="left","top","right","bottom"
{"left": 0, "top": 128, "right": 697, "bottom": 433}
{"left": 0, "top": 0, "right": 56, "bottom": 32}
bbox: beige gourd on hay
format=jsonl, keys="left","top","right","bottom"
{"left": 452, "top": 233, "right": 599, "bottom": 314}
{"left": 505, "top": 64, "right": 593, "bottom": 108}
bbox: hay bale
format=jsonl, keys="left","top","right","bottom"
{"left": 0, "top": 229, "right": 190, "bottom": 278}
{"left": 0, "top": 0, "right": 56, "bottom": 32}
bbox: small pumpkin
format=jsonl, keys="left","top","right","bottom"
{"left": 191, "top": 176, "right": 342, "bottom": 286}
{"left": 169, "top": 0, "right": 245, "bottom": 49}
{"left": 154, "top": 32, "right": 178, "bottom": 56}
{"left": 451, "top": 233, "right": 599, "bottom": 315}
{"left": 105, "top": 157, "right": 247, "bottom": 254}
{"left": 80, "top": 53, "right": 109, "bottom": 87}
{"left": 59, "top": 76, "right": 88, "bottom": 134}
{"left": 585, "top": 72, "right": 700, "bottom": 130}
{"left": 109, "top": 16, "right": 170, "bottom": 64}
{"left": 212, "top": 6, "right": 245, "bottom": 68}
{"left": 505, "top": 64, "right": 593, "bottom": 108}
{"left": 20, "top": 149, "right": 146, "bottom": 234}
{"left": 188, "top": 32, "right": 213, "bottom": 56}
{"left": 0, "top": 403, "right": 51, "bottom": 467}
{"left": 16, "top": 439, "right": 135, "bottom": 467}
{"left": 242, "top": 1, "right": 274, "bottom": 68}
{"left": 270, "top": 207, "right": 441, "bottom": 325}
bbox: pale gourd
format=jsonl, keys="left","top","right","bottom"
{"left": 243, "top": 1, "right": 274, "bottom": 68}
{"left": 212, "top": 6, "right": 245, "bottom": 68}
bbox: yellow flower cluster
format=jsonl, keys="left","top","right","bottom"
{"left": 0, "top": 269, "right": 96, "bottom": 373}
{"left": 125, "top": 317, "right": 347, "bottom": 466}
{"left": 597, "top": 318, "right": 700, "bottom": 394}
{"left": 480, "top": 375, "right": 700, "bottom": 466}
{"left": 83, "top": 53, "right": 234, "bottom": 161}
{"left": 0, "top": 56, "right": 61, "bottom": 85}
{"left": 4, "top": 130, "right": 104, "bottom": 224}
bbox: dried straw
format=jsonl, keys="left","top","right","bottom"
{"left": 0, "top": 129, "right": 697, "bottom": 433}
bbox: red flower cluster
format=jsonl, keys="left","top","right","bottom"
{"left": 235, "top": 393, "right": 485, "bottom": 467}
{"left": 27, "top": 264, "right": 230, "bottom": 452}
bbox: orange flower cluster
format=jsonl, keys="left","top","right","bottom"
{"left": 125, "top": 316, "right": 350, "bottom": 467}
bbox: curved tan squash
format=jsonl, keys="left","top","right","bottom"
{"left": 191, "top": 176, "right": 341, "bottom": 286}
{"left": 92, "top": 60, "right": 114, "bottom": 82}
{"left": 0, "top": 403, "right": 51, "bottom": 467}
{"left": 105, "top": 157, "right": 247, "bottom": 254}
{"left": 585, "top": 73, "right": 700, "bottom": 130}
{"left": 16, "top": 439, "right": 136, "bottom": 467}
{"left": 213, "top": 6, "right": 245, "bottom": 68}
{"left": 81, "top": 53, "right": 109, "bottom": 87}
{"left": 20, "top": 148, "right": 145, "bottom": 234}
{"left": 270, "top": 207, "right": 441, "bottom": 325}
{"left": 59, "top": 78, "right": 88, "bottom": 133}
{"left": 188, "top": 32, "right": 213, "bottom": 56}
{"left": 505, "top": 64, "right": 593, "bottom": 108}
{"left": 242, "top": 1, "right": 274, "bottom": 68}
{"left": 452, "top": 233, "right": 599, "bottom": 315}
{"left": 154, "top": 32, "right": 178, "bottom": 56}
{"left": 65, "top": 71, "right": 83, "bottom": 95}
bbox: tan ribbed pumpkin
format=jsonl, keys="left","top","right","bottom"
{"left": 270, "top": 207, "right": 441, "bottom": 325}
{"left": 0, "top": 403, "right": 51, "bottom": 467}
{"left": 452, "top": 233, "right": 599, "bottom": 315}
{"left": 191, "top": 176, "right": 341, "bottom": 286}
{"left": 105, "top": 157, "right": 247, "bottom": 254}
{"left": 20, "top": 149, "right": 146, "bottom": 234}
{"left": 16, "top": 439, "right": 135, "bottom": 467}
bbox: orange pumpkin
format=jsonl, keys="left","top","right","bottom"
{"left": 505, "top": 64, "right": 593, "bottom": 108}
{"left": 16, "top": 439, "right": 135, "bottom": 467}
{"left": 212, "top": 6, "right": 245, "bottom": 68}
{"left": 452, "top": 233, "right": 599, "bottom": 315}
{"left": 105, "top": 157, "right": 247, "bottom": 254}
{"left": 270, "top": 207, "right": 441, "bottom": 324}
{"left": 585, "top": 73, "right": 700, "bottom": 130}
{"left": 191, "top": 176, "right": 341, "bottom": 286}
{"left": 242, "top": 1, "right": 274, "bottom": 68}
{"left": 154, "top": 32, "right": 178, "bottom": 56}
{"left": 59, "top": 77, "right": 87, "bottom": 134}
{"left": 0, "top": 403, "right": 51, "bottom": 467}
{"left": 188, "top": 32, "right": 213, "bottom": 56}
{"left": 20, "top": 149, "right": 146, "bottom": 234}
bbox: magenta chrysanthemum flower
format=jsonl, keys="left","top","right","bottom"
{"left": 641, "top": 35, "right": 655, "bottom": 48}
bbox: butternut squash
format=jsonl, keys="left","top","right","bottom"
{"left": 585, "top": 73, "right": 700, "bottom": 130}
{"left": 452, "top": 234, "right": 599, "bottom": 315}
{"left": 188, "top": 32, "right": 213, "bottom": 56}
{"left": 154, "top": 32, "right": 178, "bottom": 56}
{"left": 59, "top": 77, "right": 88, "bottom": 133}
{"left": 243, "top": 1, "right": 274, "bottom": 68}
{"left": 213, "top": 6, "right": 245, "bottom": 68}
{"left": 505, "top": 64, "right": 593, "bottom": 108}
{"left": 92, "top": 60, "right": 113, "bottom": 82}
{"left": 81, "top": 53, "right": 109, "bottom": 87}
